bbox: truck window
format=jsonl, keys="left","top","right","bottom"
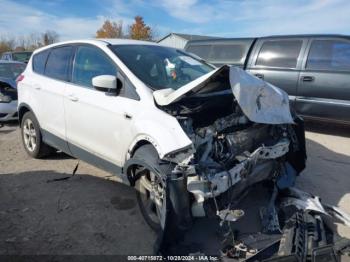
{"left": 306, "top": 39, "right": 350, "bottom": 71}
{"left": 256, "top": 40, "right": 302, "bottom": 68}
{"left": 186, "top": 45, "right": 211, "bottom": 60}
{"left": 210, "top": 44, "right": 245, "bottom": 63}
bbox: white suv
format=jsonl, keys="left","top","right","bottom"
{"left": 17, "top": 39, "right": 306, "bottom": 233}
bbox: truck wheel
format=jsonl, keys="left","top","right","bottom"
{"left": 21, "top": 111, "right": 53, "bottom": 158}
{"left": 133, "top": 145, "right": 173, "bottom": 232}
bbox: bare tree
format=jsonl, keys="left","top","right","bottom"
{"left": 42, "top": 30, "right": 59, "bottom": 46}
{"left": 25, "top": 33, "right": 43, "bottom": 50}
{"left": 0, "top": 30, "right": 60, "bottom": 54}
{"left": 0, "top": 36, "right": 15, "bottom": 54}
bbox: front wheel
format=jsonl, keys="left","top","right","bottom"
{"left": 133, "top": 145, "right": 171, "bottom": 232}
{"left": 132, "top": 145, "right": 193, "bottom": 251}
{"left": 135, "top": 167, "right": 167, "bottom": 231}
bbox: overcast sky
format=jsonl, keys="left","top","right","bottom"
{"left": 0, "top": 0, "right": 349, "bottom": 41}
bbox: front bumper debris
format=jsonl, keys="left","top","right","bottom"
{"left": 187, "top": 139, "right": 290, "bottom": 217}
{"left": 158, "top": 185, "right": 350, "bottom": 262}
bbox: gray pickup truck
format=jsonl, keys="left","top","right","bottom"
{"left": 185, "top": 35, "right": 350, "bottom": 125}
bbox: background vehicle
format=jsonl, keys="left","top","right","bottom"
{"left": 185, "top": 35, "right": 350, "bottom": 125}
{"left": 1, "top": 51, "right": 33, "bottom": 64}
{"left": 0, "top": 60, "right": 26, "bottom": 122}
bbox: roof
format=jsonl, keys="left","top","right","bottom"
{"left": 0, "top": 60, "right": 26, "bottom": 64}
{"left": 33, "top": 38, "right": 159, "bottom": 54}
{"left": 157, "top": 33, "right": 222, "bottom": 43}
{"left": 185, "top": 34, "right": 350, "bottom": 47}
{"left": 95, "top": 38, "right": 158, "bottom": 45}
{"left": 260, "top": 34, "right": 350, "bottom": 39}
{"left": 186, "top": 37, "right": 256, "bottom": 45}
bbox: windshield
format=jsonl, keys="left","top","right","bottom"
{"left": 0, "top": 63, "right": 26, "bottom": 79}
{"left": 110, "top": 45, "right": 214, "bottom": 90}
{"left": 12, "top": 52, "right": 32, "bottom": 63}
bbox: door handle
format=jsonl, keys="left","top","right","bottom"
{"left": 67, "top": 94, "right": 79, "bottom": 102}
{"left": 33, "top": 84, "right": 41, "bottom": 90}
{"left": 124, "top": 113, "right": 132, "bottom": 119}
{"left": 301, "top": 76, "right": 315, "bottom": 82}
{"left": 254, "top": 73, "right": 264, "bottom": 79}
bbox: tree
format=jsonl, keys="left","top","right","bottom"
{"left": 26, "top": 33, "right": 43, "bottom": 51}
{"left": 128, "top": 16, "right": 152, "bottom": 41}
{"left": 96, "top": 20, "right": 123, "bottom": 38}
{"left": 0, "top": 37, "right": 15, "bottom": 54}
{"left": 42, "top": 30, "right": 59, "bottom": 46}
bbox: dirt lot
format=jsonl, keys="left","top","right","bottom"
{"left": 0, "top": 122, "right": 350, "bottom": 256}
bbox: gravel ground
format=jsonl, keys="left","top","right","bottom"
{"left": 0, "top": 124, "right": 156, "bottom": 255}
{"left": 0, "top": 122, "right": 350, "bottom": 256}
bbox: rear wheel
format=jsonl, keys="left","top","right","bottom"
{"left": 21, "top": 111, "right": 53, "bottom": 158}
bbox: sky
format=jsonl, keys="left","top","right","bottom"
{"left": 0, "top": 0, "right": 349, "bottom": 41}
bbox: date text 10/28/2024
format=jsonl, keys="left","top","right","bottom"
{"left": 127, "top": 255, "right": 219, "bottom": 261}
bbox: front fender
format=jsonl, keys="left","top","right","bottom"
{"left": 126, "top": 115, "right": 193, "bottom": 161}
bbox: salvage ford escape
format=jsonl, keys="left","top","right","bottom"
{"left": 17, "top": 39, "right": 350, "bottom": 260}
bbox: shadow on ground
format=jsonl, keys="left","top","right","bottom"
{"left": 162, "top": 129, "right": 350, "bottom": 257}
{"left": 1, "top": 122, "right": 349, "bottom": 258}
{"left": 0, "top": 170, "right": 156, "bottom": 255}
{"left": 304, "top": 120, "right": 350, "bottom": 138}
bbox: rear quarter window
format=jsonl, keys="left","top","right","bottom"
{"left": 32, "top": 50, "right": 50, "bottom": 75}
{"left": 44, "top": 46, "right": 73, "bottom": 81}
{"left": 186, "top": 45, "right": 211, "bottom": 60}
{"left": 210, "top": 44, "right": 246, "bottom": 63}
{"left": 306, "top": 39, "right": 350, "bottom": 71}
{"left": 256, "top": 40, "right": 302, "bottom": 68}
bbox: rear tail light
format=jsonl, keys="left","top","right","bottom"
{"left": 16, "top": 74, "right": 24, "bottom": 85}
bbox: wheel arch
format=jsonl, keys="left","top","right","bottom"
{"left": 124, "top": 139, "right": 159, "bottom": 186}
{"left": 18, "top": 103, "right": 34, "bottom": 127}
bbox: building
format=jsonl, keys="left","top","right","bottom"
{"left": 157, "top": 33, "right": 221, "bottom": 49}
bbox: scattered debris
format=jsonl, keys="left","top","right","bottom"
{"left": 46, "top": 161, "right": 79, "bottom": 183}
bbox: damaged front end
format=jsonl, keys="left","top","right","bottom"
{"left": 153, "top": 66, "right": 350, "bottom": 260}
{"left": 156, "top": 66, "right": 306, "bottom": 218}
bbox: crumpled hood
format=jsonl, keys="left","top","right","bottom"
{"left": 153, "top": 65, "right": 294, "bottom": 124}
{"left": 0, "top": 77, "right": 17, "bottom": 89}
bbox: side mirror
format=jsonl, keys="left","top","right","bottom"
{"left": 92, "top": 75, "right": 117, "bottom": 92}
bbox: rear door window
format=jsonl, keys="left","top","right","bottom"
{"left": 306, "top": 39, "right": 350, "bottom": 71}
{"left": 44, "top": 46, "right": 73, "bottom": 81}
{"left": 72, "top": 45, "right": 116, "bottom": 88}
{"left": 210, "top": 44, "right": 247, "bottom": 64}
{"left": 256, "top": 40, "right": 302, "bottom": 68}
{"left": 32, "top": 50, "right": 49, "bottom": 75}
{"left": 186, "top": 45, "right": 212, "bottom": 60}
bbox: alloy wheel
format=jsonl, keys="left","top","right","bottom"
{"left": 136, "top": 167, "right": 167, "bottom": 229}
{"left": 23, "top": 118, "right": 37, "bottom": 152}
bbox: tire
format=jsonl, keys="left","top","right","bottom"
{"left": 133, "top": 144, "right": 174, "bottom": 232}
{"left": 21, "top": 111, "right": 53, "bottom": 158}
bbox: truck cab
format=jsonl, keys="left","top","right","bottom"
{"left": 185, "top": 35, "right": 350, "bottom": 125}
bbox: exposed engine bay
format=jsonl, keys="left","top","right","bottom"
{"left": 152, "top": 66, "right": 350, "bottom": 261}
{"left": 159, "top": 66, "right": 306, "bottom": 217}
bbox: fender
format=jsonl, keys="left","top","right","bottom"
{"left": 18, "top": 102, "right": 36, "bottom": 126}
{"left": 125, "top": 113, "right": 193, "bottom": 163}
